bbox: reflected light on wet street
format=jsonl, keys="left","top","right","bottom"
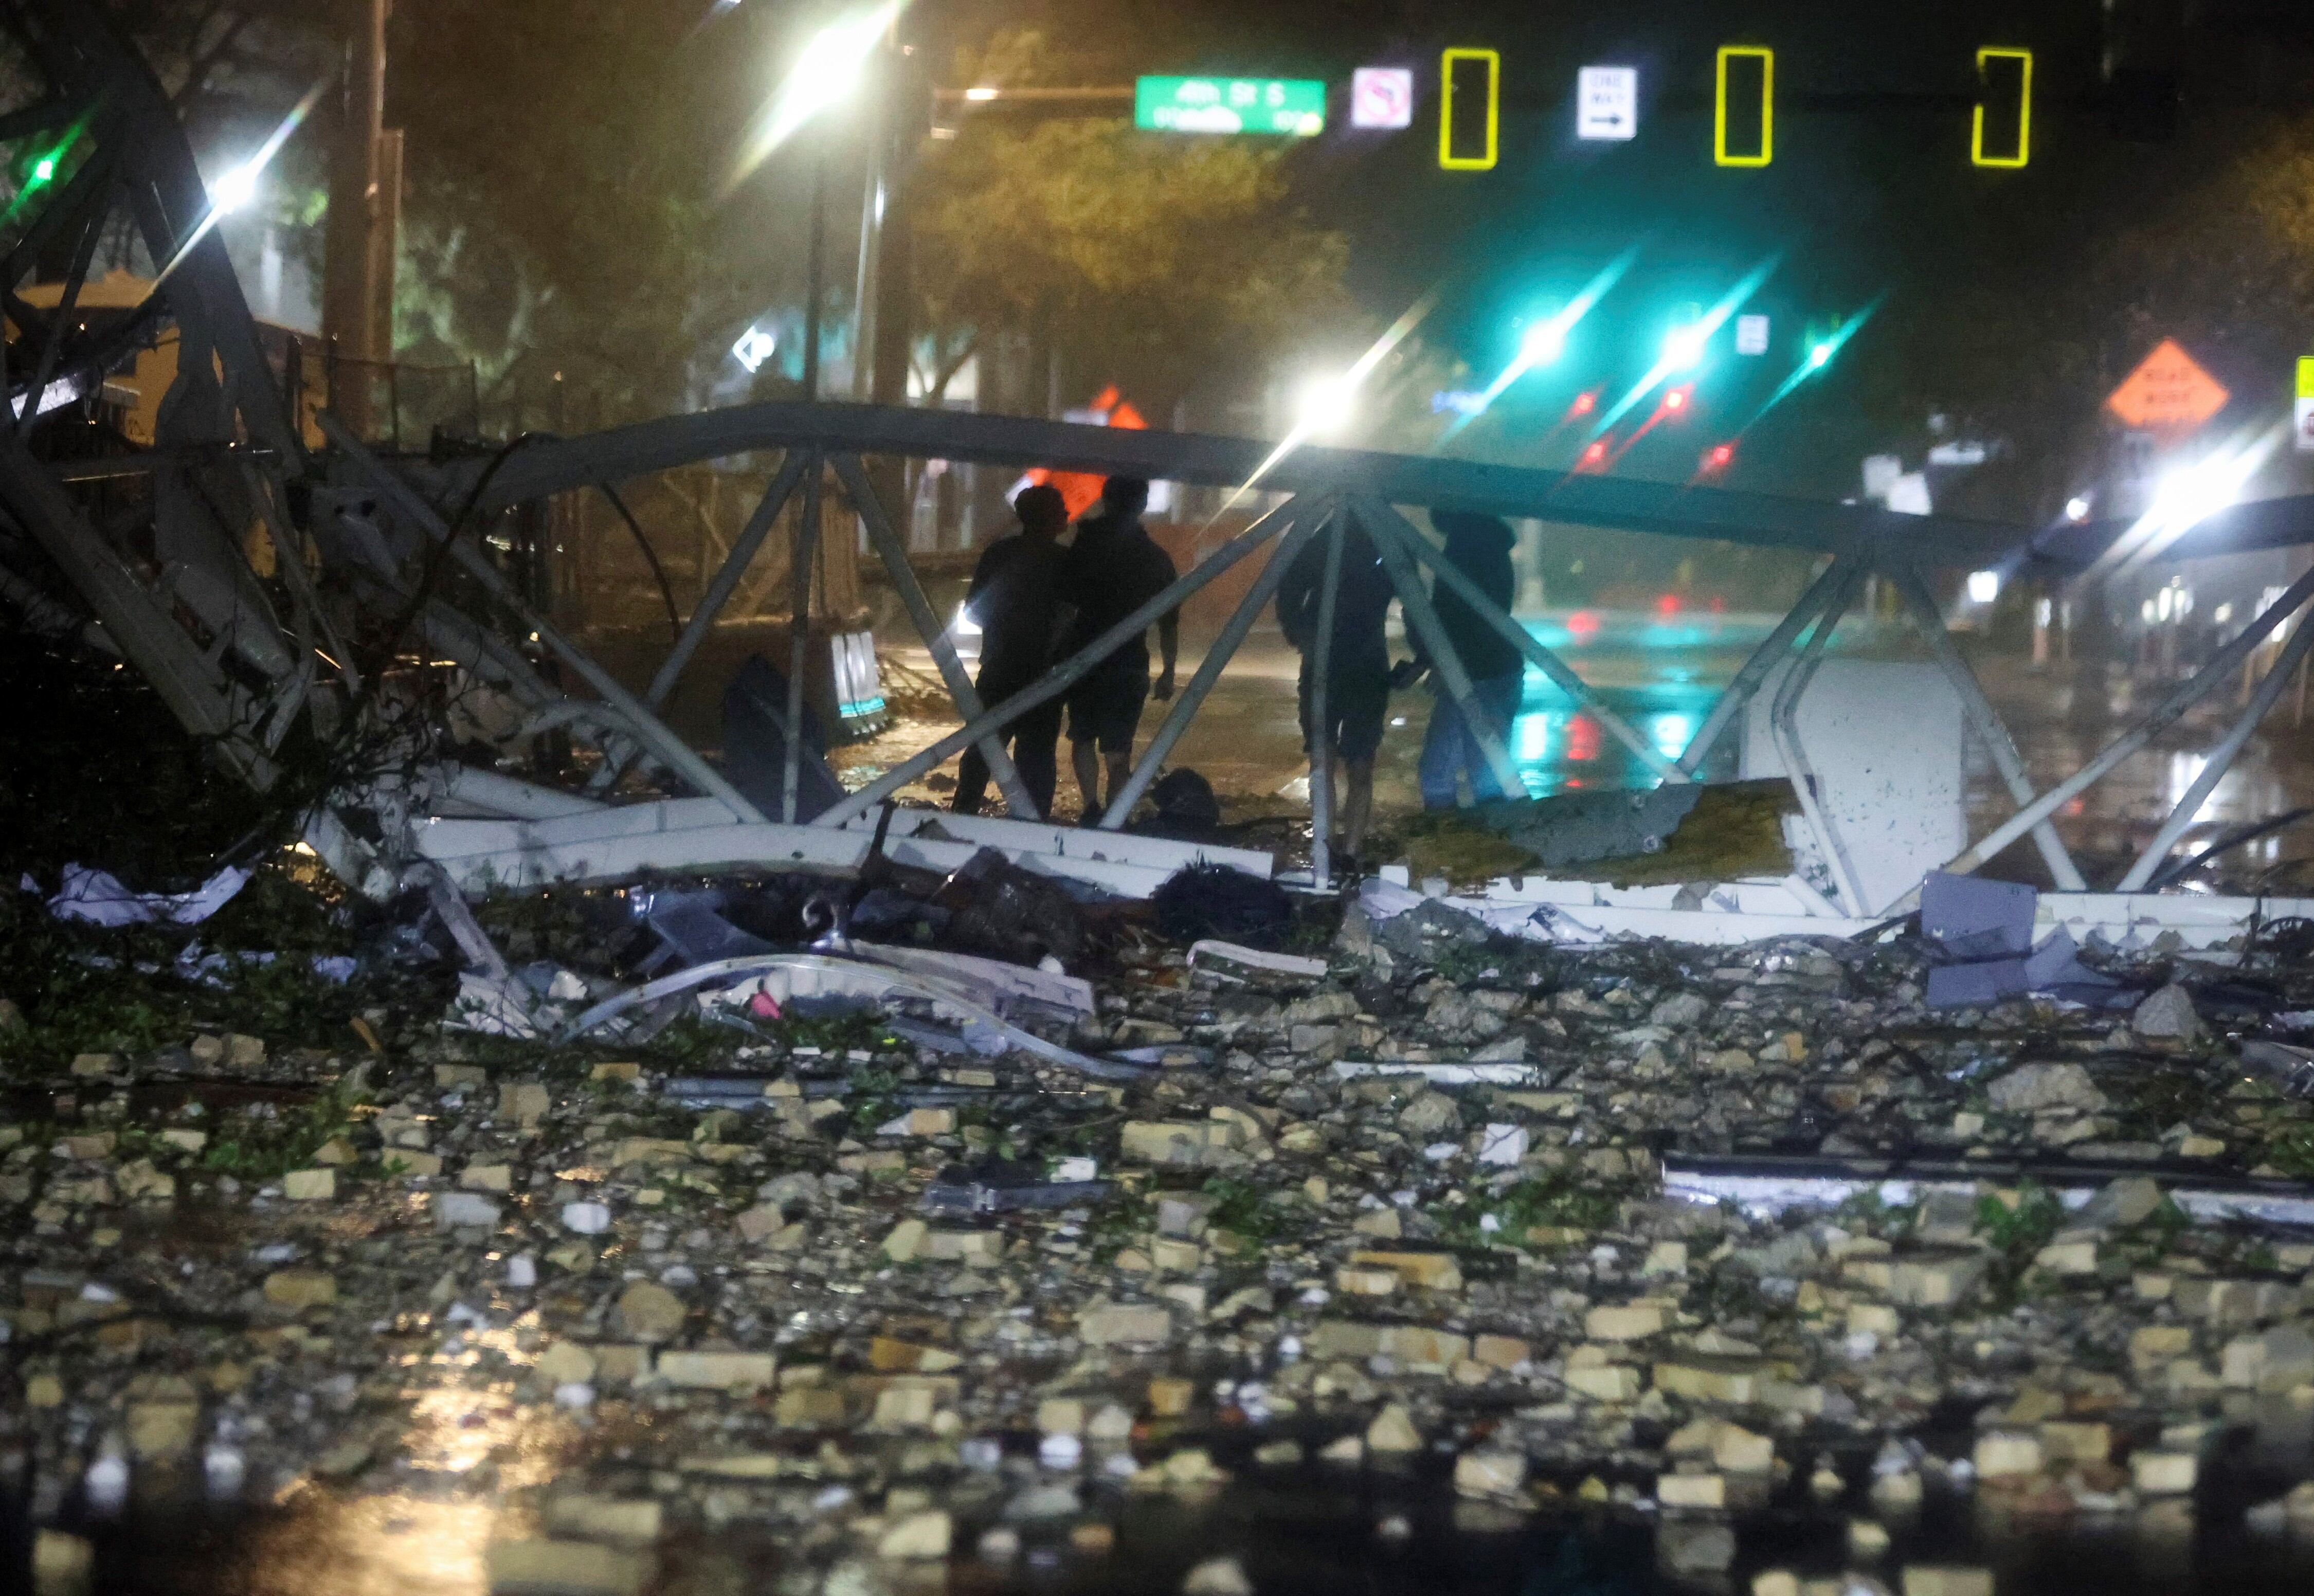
{"left": 230, "top": 1496, "right": 502, "bottom": 1596}
{"left": 208, "top": 1328, "right": 579, "bottom": 1596}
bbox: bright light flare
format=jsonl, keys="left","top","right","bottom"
{"left": 725, "top": 2, "right": 904, "bottom": 195}
{"left": 1437, "top": 246, "right": 1640, "bottom": 442}
{"left": 2151, "top": 458, "right": 2243, "bottom": 529}
{"left": 1296, "top": 372, "right": 1358, "bottom": 437}
{"left": 964, "top": 85, "right": 1000, "bottom": 101}
{"left": 2065, "top": 494, "right": 2091, "bottom": 522}
{"left": 1966, "top": 570, "right": 2001, "bottom": 604}
{"left": 731, "top": 324, "right": 778, "bottom": 373}
{"left": 151, "top": 76, "right": 328, "bottom": 291}
{"left": 1661, "top": 323, "right": 1706, "bottom": 370}
{"left": 2, "top": 137, "right": 74, "bottom": 233}
{"left": 209, "top": 162, "right": 260, "bottom": 214}
{"left": 1521, "top": 319, "right": 1566, "bottom": 366}
{"left": 1592, "top": 254, "right": 1780, "bottom": 438}
{"left": 2079, "top": 423, "right": 2284, "bottom": 586}
{"left": 1747, "top": 296, "right": 1885, "bottom": 423}
{"left": 1212, "top": 289, "right": 1440, "bottom": 524}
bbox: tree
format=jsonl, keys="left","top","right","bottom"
{"left": 902, "top": 23, "right": 1356, "bottom": 425}
{"left": 912, "top": 115, "right": 1352, "bottom": 421}
{"left": 387, "top": 0, "right": 767, "bottom": 431}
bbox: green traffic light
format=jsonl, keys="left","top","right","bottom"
{"left": 30, "top": 154, "right": 55, "bottom": 182}
{"left": 1807, "top": 341, "right": 1833, "bottom": 368}
{"left": 1662, "top": 324, "right": 1706, "bottom": 371}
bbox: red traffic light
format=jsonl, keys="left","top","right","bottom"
{"left": 1579, "top": 440, "right": 1607, "bottom": 467}
{"left": 1570, "top": 390, "right": 1597, "bottom": 416}
{"left": 1702, "top": 442, "right": 1734, "bottom": 471}
{"left": 1661, "top": 384, "right": 1692, "bottom": 414}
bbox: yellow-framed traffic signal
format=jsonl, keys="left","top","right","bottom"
{"left": 1972, "top": 47, "right": 2033, "bottom": 167}
{"left": 1714, "top": 46, "right": 1773, "bottom": 167}
{"left": 1439, "top": 47, "right": 1500, "bottom": 170}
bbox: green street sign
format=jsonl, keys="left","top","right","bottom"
{"left": 1134, "top": 77, "right": 1326, "bottom": 136}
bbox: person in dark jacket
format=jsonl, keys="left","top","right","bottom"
{"left": 1411, "top": 511, "right": 1525, "bottom": 808}
{"left": 1276, "top": 521, "right": 1398, "bottom": 861}
{"left": 1056, "top": 476, "right": 1178, "bottom": 818}
{"left": 952, "top": 484, "right": 1070, "bottom": 817}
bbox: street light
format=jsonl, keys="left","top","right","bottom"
{"left": 2150, "top": 457, "right": 2243, "bottom": 531}
{"left": 1296, "top": 372, "right": 1357, "bottom": 438}
{"left": 1521, "top": 318, "right": 1566, "bottom": 366}
{"left": 209, "top": 161, "right": 261, "bottom": 214}
{"left": 730, "top": 2, "right": 901, "bottom": 184}
{"left": 728, "top": 3, "right": 904, "bottom": 402}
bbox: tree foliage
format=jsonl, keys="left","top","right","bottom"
{"left": 388, "top": 0, "right": 757, "bottom": 428}
{"left": 913, "top": 114, "right": 1352, "bottom": 418}
{"left": 906, "top": 24, "right": 1356, "bottom": 423}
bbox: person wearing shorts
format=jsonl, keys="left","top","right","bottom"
{"left": 1276, "top": 521, "right": 1398, "bottom": 864}
{"left": 1056, "top": 477, "right": 1177, "bottom": 818}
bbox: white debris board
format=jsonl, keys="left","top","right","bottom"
{"left": 1738, "top": 659, "right": 1965, "bottom": 917}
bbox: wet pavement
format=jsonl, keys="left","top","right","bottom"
{"left": 845, "top": 609, "right": 2314, "bottom": 890}
{"left": 15, "top": 611, "right": 2314, "bottom": 1596}
{"left": 12, "top": 915, "right": 2314, "bottom": 1596}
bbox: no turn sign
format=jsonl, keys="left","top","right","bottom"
{"left": 1351, "top": 67, "right": 1413, "bottom": 130}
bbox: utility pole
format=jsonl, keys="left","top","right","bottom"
{"left": 862, "top": 22, "right": 928, "bottom": 539}
{"left": 801, "top": 141, "right": 828, "bottom": 403}
{"left": 322, "top": 0, "right": 401, "bottom": 441}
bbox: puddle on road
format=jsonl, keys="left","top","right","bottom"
{"left": 30, "top": 1466, "right": 2314, "bottom": 1596}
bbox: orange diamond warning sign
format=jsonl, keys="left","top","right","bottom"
{"left": 2105, "top": 339, "right": 2229, "bottom": 433}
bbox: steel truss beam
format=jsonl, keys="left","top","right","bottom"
{"left": 2117, "top": 596, "right": 2314, "bottom": 892}
{"left": 1354, "top": 496, "right": 1690, "bottom": 785}
{"left": 1676, "top": 556, "right": 1848, "bottom": 776}
{"left": 327, "top": 417, "right": 766, "bottom": 824}
{"left": 645, "top": 449, "right": 807, "bottom": 710}
{"left": 1354, "top": 499, "right": 1526, "bottom": 802}
{"left": 1941, "top": 563, "right": 2314, "bottom": 885}
{"left": 812, "top": 497, "right": 1301, "bottom": 830}
{"left": 1885, "top": 563, "right": 2083, "bottom": 890}
{"left": 833, "top": 452, "right": 1036, "bottom": 818}
{"left": 1097, "top": 504, "right": 1323, "bottom": 829}
{"left": 459, "top": 401, "right": 2030, "bottom": 566}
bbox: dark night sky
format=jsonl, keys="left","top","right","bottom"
{"left": 446, "top": 0, "right": 2314, "bottom": 514}
{"left": 1007, "top": 0, "right": 2314, "bottom": 506}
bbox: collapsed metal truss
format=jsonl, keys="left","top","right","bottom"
{"left": 0, "top": 1, "right": 335, "bottom": 790}
{"left": 5, "top": 1, "right": 2312, "bottom": 931}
